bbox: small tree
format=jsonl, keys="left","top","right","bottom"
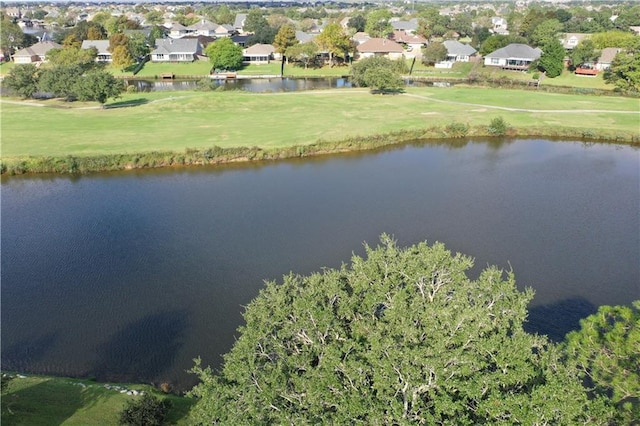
{"left": 74, "top": 70, "right": 124, "bottom": 105}
{"left": 205, "top": 38, "right": 244, "bottom": 71}
{"left": 362, "top": 66, "right": 404, "bottom": 93}
{"left": 315, "top": 23, "right": 354, "bottom": 66}
{"left": 119, "top": 394, "right": 171, "bottom": 426}
{"left": 285, "top": 42, "right": 319, "bottom": 69}
{"left": 351, "top": 56, "right": 407, "bottom": 88}
{"left": 4, "top": 64, "right": 39, "bottom": 98}
{"left": 488, "top": 116, "right": 509, "bottom": 136}
{"left": 421, "top": 42, "right": 448, "bottom": 65}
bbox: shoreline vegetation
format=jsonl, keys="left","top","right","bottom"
{"left": 1, "top": 86, "right": 639, "bottom": 176}
{"left": 2, "top": 126, "right": 639, "bottom": 176}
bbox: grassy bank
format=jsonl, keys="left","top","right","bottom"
{"left": 1, "top": 374, "right": 193, "bottom": 426}
{"left": 1, "top": 86, "right": 638, "bottom": 174}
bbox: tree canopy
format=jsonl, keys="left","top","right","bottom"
{"left": 565, "top": 301, "right": 639, "bottom": 424}
{"left": 205, "top": 37, "right": 243, "bottom": 71}
{"left": 189, "top": 236, "right": 613, "bottom": 424}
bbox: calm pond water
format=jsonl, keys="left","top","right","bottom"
{"left": 128, "top": 76, "right": 353, "bottom": 92}
{"left": 2, "top": 139, "right": 638, "bottom": 391}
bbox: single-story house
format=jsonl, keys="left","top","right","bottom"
{"left": 391, "top": 31, "right": 427, "bottom": 54}
{"left": 187, "top": 19, "right": 217, "bottom": 37}
{"left": 13, "top": 40, "right": 61, "bottom": 63}
{"left": 296, "top": 31, "right": 316, "bottom": 44}
{"left": 561, "top": 33, "right": 590, "bottom": 50}
{"left": 214, "top": 24, "right": 235, "bottom": 37}
{"left": 443, "top": 40, "right": 477, "bottom": 62}
{"left": 391, "top": 18, "right": 418, "bottom": 34}
{"left": 234, "top": 14, "right": 247, "bottom": 33}
{"left": 352, "top": 32, "right": 371, "bottom": 45}
{"left": 356, "top": 38, "right": 404, "bottom": 60}
{"left": 595, "top": 47, "right": 621, "bottom": 71}
{"left": 151, "top": 38, "right": 200, "bottom": 62}
{"left": 231, "top": 34, "right": 250, "bottom": 47}
{"left": 243, "top": 43, "right": 276, "bottom": 64}
{"left": 81, "top": 40, "right": 112, "bottom": 62}
{"left": 484, "top": 43, "right": 542, "bottom": 70}
{"left": 167, "top": 22, "right": 188, "bottom": 39}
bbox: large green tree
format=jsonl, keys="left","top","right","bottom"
{"left": 365, "top": 9, "right": 393, "bottom": 38}
{"left": 564, "top": 301, "right": 640, "bottom": 424}
{"left": 603, "top": 39, "right": 640, "bottom": 92}
{"left": 3, "top": 64, "right": 39, "bottom": 98}
{"left": 205, "top": 37, "right": 243, "bottom": 71}
{"left": 38, "top": 64, "right": 84, "bottom": 100}
{"left": 538, "top": 39, "right": 565, "bottom": 77}
{"left": 285, "top": 42, "right": 319, "bottom": 69}
{"left": 73, "top": 70, "right": 124, "bottom": 105}
{"left": 189, "top": 236, "right": 613, "bottom": 424}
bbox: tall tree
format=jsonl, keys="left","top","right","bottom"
{"left": 315, "top": 23, "right": 353, "bottom": 66}
{"left": 604, "top": 40, "right": 640, "bottom": 92}
{"left": 530, "top": 19, "right": 563, "bottom": 47}
{"left": 365, "top": 9, "right": 393, "bottom": 38}
{"left": 244, "top": 9, "right": 269, "bottom": 33}
{"left": 111, "top": 45, "right": 134, "bottom": 71}
{"left": 189, "top": 236, "right": 613, "bottom": 424}
{"left": 0, "top": 15, "right": 25, "bottom": 57}
{"left": 347, "top": 15, "right": 366, "bottom": 33}
{"left": 273, "top": 23, "right": 298, "bottom": 55}
{"left": 538, "top": 39, "right": 565, "bottom": 77}
{"left": 205, "top": 37, "right": 243, "bottom": 71}
{"left": 564, "top": 301, "right": 640, "bottom": 424}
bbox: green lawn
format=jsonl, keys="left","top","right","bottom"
{"left": 1, "top": 87, "right": 638, "bottom": 159}
{"left": 1, "top": 375, "right": 193, "bottom": 426}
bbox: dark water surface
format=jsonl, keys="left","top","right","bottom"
{"left": 2, "top": 139, "right": 638, "bottom": 391}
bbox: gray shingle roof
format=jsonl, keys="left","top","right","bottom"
{"left": 13, "top": 41, "right": 61, "bottom": 57}
{"left": 485, "top": 43, "right": 542, "bottom": 60}
{"left": 81, "top": 39, "right": 110, "bottom": 54}
{"left": 151, "top": 38, "right": 199, "bottom": 54}
{"left": 443, "top": 40, "right": 477, "bottom": 56}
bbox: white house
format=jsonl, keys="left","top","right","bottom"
{"left": 151, "top": 38, "right": 200, "bottom": 62}
{"left": 81, "top": 40, "right": 112, "bottom": 62}
{"left": 484, "top": 43, "right": 542, "bottom": 70}
{"left": 243, "top": 43, "right": 276, "bottom": 64}
{"left": 443, "top": 40, "right": 477, "bottom": 62}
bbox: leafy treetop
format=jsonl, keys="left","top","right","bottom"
{"left": 189, "top": 236, "right": 613, "bottom": 425}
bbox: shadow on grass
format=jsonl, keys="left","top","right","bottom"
{"left": 1, "top": 379, "right": 110, "bottom": 426}
{"left": 104, "top": 98, "right": 150, "bottom": 109}
{"left": 370, "top": 88, "right": 405, "bottom": 95}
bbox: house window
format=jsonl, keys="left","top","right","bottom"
{"left": 156, "top": 54, "right": 164, "bottom": 59}
{"left": 491, "top": 58, "right": 500, "bottom": 65}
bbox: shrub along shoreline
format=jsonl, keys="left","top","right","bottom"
{"left": 1, "top": 125, "right": 638, "bottom": 176}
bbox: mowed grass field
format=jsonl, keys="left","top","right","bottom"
{"left": 1, "top": 86, "right": 638, "bottom": 158}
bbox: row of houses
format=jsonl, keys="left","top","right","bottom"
{"left": 10, "top": 33, "right": 622, "bottom": 73}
